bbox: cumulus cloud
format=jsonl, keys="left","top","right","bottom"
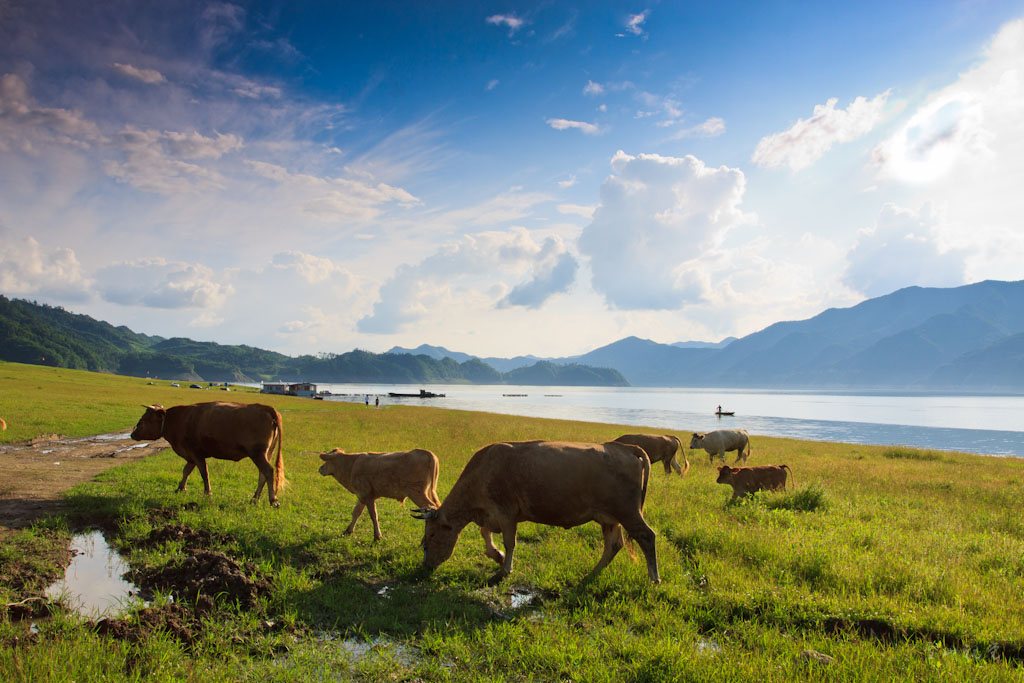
{"left": 546, "top": 118, "right": 601, "bottom": 135}
{"left": 498, "top": 238, "right": 578, "bottom": 309}
{"left": 0, "top": 234, "right": 92, "bottom": 301}
{"left": 111, "top": 62, "right": 167, "bottom": 85}
{"left": 94, "top": 258, "right": 232, "bottom": 309}
{"left": 578, "top": 150, "right": 752, "bottom": 310}
{"left": 873, "top": 19, "right": 1023, "bottom": 185}
{"left": 842, "top": 203, "right": 969, "bottom": 298}
{"left": 752, "top": 91, "right": 890, "bottom": 171}
{"left": 358, "top": 228, "right": 577, "bottom": 333}
{"left": 583, "top": 80, "right": 604, "bottom": 96}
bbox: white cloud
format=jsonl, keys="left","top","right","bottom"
{"left": 668, "top": 117, "right": 725, "bottom": 140}
{"left": 578, "top": 150, "right": 752, "bottom": 310}
{"left": 842, "top": 203, "right": 969, "bottom": 298}
{"left": 358, "top": 228, "right": 577, "bottom": 333}
{"left": 557, "top": 203, "right": 595, "bottom": 219}
{"left": 103, "top": 126, "right": 243, "bottom": 194}
{"left": 111, "top": 62, "right": 167, "bottom": 85}
{"left": 546, "top": 118, "right": 601, "bottom": 135}
{"left": 94, "top": 258, "right": 232, "bottom": 309}
{"left": 498, "top": 237, "right": 578, "bottom": 309}
{"left": 0, "top": 73, "right": 104, "bottom": 150}
{"left": 486, "top": 14, "right": 525, "bottom": 35}
{"left": 583, "top": 80, "right": 604, "bottom": 96}
{"left": 557, "top": 175, "right": 577, "bottom": 188}
{"left": 622, "top": 10, "right": 650, "bottom": 37}
{"left": 873, "top": 19, "right": 1023, "bottom": 185}
{"left": 752, "top": 91, "right": 891, "bottom": 171}
{"left": 0, "top": 234, "right": 92, "bottom": 301}
{"left": 486, "top": 79, "right": 499, "bottom": 91}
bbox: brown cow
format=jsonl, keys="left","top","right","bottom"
{"left": 413, "top": 440, "right": 660, "bottom": 585}
{"left": 318, "top": 448, "right": 440, "bottom": 541}
{"left": 130, "top": 402, "right": 285, "bottom": 506}
{"left": 613, "top": 433, "right": 690, "bottom": 476}
{"left": 716, "top": 464, "right": 793, "bottom": 500}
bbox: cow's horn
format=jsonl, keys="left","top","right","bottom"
{"left": 410, "top": 508, "right": 439, "bottom": 520}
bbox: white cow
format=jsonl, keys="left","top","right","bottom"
{"left": 689, "top": 429, "right": 751, "bottom": 464}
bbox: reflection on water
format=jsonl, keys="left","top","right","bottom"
{"left": 45, "top": 530, "right": 143, "bottom": 618}
{"left": 317, "top": 383, "right": 1024, "bottom": 457}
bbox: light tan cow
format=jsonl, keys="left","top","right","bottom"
{"left": 131, "top": 402, "right": 285, "bottom": 506}
{"left": 413, "top": 440, "right": 660, "bottom": 585}
{"left": 319, "top": 448, "right": 440, "bottom": 541}
{"left": 690, "top": 429, "right": 751, "bottom": 464}
{"left": 716, "top": 464, "right": 793, "bottom": 500}
{"left": 613, "top": 433, "right": 690, "bottom": 476}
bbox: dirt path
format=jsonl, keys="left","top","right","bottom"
{"left": 0, "top": 432, "right": 168, "bottom": 538}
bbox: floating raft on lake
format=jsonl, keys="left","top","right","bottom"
{"left": 388, "top": 389, "right": 446, "bottom": 398}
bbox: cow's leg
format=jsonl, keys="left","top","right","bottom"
{"left": 661, "top": 458, "right": 673, "bottom": 474}
{"left": 488, "top": 523, "right": 518, "bottom": 585}
{"left": 344, "top": 501, "right": 365, "bottom": 535}
{"left": 196, "top": 458, "right": 212, "bottom": 496}
{"left": 623, "top": 518, "right": 660, "bottom": 583}
{"left": 584, "top": 523, "right": 626, "bottom": 582}
{"left": 250, "top": 452, "right": 277, "bottom": 505}
{"left": 668, "top": 456, "right": 682, "bottom": 475}
{"left": 733, "top": 449, "right": 745, "bottom": 464}
{"left": 480, "top": 527, "right": 505, "bottom": 566}
{"left": 177, "top": 462, "right": 196, "bottom": 492}
{"left": 366, "top": 499, "right": 383, "bottom": 541}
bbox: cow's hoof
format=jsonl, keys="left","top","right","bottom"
{"left": 270, "top": 500, "right": 281, "bottom": 508}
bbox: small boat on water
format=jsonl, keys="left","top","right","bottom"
{"left": 715, "top": 411, "right": 735, "bottom": 416}
{"left": 388, "top": 389, "right": 446, "bottom": 398}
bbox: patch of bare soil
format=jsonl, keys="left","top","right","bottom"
{"left": 0, "top": 431, "right": 168, "bottom": 537}
{"left": 131, "top": 548, "right": 272, "bottom": 609}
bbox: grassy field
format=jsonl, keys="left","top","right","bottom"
{"left": 2, "top": 360, "right": 1024, "bottom": 681}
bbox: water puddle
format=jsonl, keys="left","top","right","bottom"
{"left": 45, "top": 530, "right": 145, "bottom": 618}
{"left": 508, "top": 587, "right": 541, "bottom": 609}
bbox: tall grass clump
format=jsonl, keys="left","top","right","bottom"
{"left": 883, "top": 447, "right": 945, "bottom": 461}
{"left": 763, "top": 483, "right": 829, "bottom": 512}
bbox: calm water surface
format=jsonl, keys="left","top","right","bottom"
{"left": 316, "top": 384, "right": 1024, "bottom": 457}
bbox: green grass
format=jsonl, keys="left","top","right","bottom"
{"left": 2, "top": 360, "right": 1024, "bottom": 681}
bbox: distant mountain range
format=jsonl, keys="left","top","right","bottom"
{"left": 4, "top": 279, "right": 1024, "bottom": 391}
{"left": 386, "top": 280, "right": 1024, "bottom": 392}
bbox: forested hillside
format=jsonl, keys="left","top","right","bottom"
{"left": 0, "top": 296, "right": 627, "bottom": 386}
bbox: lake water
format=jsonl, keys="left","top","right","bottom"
{"left": 314, "top": 384, "right": 1024, "bottom": 457}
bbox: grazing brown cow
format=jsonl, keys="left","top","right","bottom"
{"left": 130, "top": 402, "right": 285, "bottom": 506}
{"left": 690, "top": 429, "right": 751, "bottom": 464}
{"left": 614, "top": 433, "right": 690, "bottom": 476}
{"left": 413, "top": 440, "right": 660, "bottom": 585}
{"left": 716, "top": 464, "right": 793, "bottom": 500}
{"left": 318, "top": 448, "right": 441, "bottom": 541}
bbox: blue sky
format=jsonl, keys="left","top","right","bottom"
{"left": 2, "top": 0, "right": 1023, "bottom": 358}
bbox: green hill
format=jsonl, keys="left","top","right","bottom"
{"left": 0, "top": 296, "right": 627, "bottom": 386}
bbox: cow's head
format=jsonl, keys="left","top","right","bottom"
{"left": 130, "top": 404, "right": 165, "bottom": 441}
{"left": 413, "top": 507, "right": 459, "bottom": 570}
{"left": 689, "top": 433, "right": 705, "bottom": 449}
{"left": 715, "top": 465, "right": 738, "bottom": 484}
{"left": 317, "top": 449, "right": 350, "bottom": 480}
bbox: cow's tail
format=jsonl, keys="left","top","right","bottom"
{"left": 623, "top": 446, "right": 652, "bottom": 563}
{"left": 670, "top": 435, "right": 690, "bottom": 476}
{"left": 428, "top": 452, "right": 441, "bottom": 507}
{"left": 272, "top": 409, "right": 286, "bottom": 493}
{"left": 744, "top": 434, "right": 752, "bottom": 460}
{"left": 782, "top": 464, "right": 794, "bottom": 490}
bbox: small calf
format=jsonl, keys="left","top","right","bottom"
{"left": 318, "top": 448, "right": 440, "bottom": 541}
{"left": 716, "top": 464, "right": 793, "bottom": 500}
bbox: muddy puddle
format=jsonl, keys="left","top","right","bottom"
{"left": 45, "top": 530, "right": 145, "bottom": 618}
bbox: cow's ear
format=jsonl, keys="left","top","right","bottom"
{"left": 318, "top": 452, "right": 331, "bottom": 461}
{"left": 717, "top": 465, "right": 725, "bottom": 472}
